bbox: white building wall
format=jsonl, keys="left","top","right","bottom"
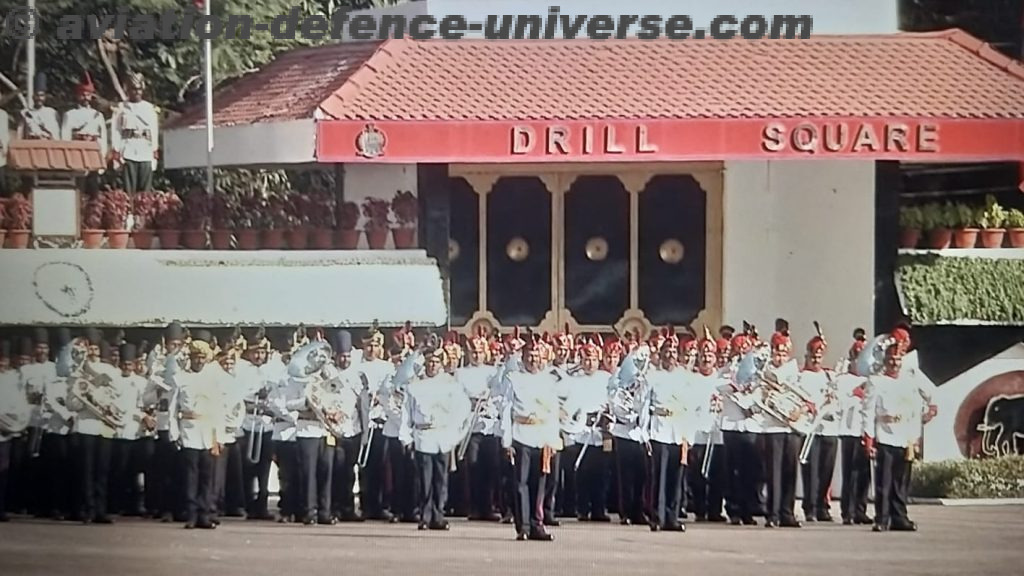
{"left": 722, "top": 160, "right": 876, "bottom": 366}
{"left": 342, "top": 164, "right": 419, "bottom": 249}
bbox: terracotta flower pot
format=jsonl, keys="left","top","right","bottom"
{"left": 952, "top": 228, "right": 978, "bottom": 249}
{"left": 979, "top": 229, "right": 1006, "bottom": 249}
{"left": 5, "top": 230, "right": 30, "bottom": 249}
{"left": 182, "top": 230, "right": 208, "bottom": 250}
{"left": 236, "top": 230, "right": 260, "bottom": 250}
{"left": 1008, "top": 229, "right": 1024, "bottom": 248}
{"left": 158, "top": 230, "right": 182, "bottom": 249}
{"left": 210, "top": 230, "right": 233, "bottom": 250}
{"left": 392, "top": 227, "right": 417, "bottom": 249}
{"left": 925, "top": 228, "right": 952, "bottom": 250}
{"left": 311, "top": 228, "right": 334, "bottom": 250}
{"left": 262, "top": 229, "right": 286, "bottom": 250}
{"left": 287, "top": 228, "right": 309, "bottom": 250}
{"left": 0, "top": 230, "right": 6, "bottom": 248}
{"left": 336, "top": 229, "right": 360, "bottom": 250}
{"left": 899, "top": 228, "right": 921, "bottom": 249}
{"left": 106, "top": 230, "right": 130, "bottom": 249}
{"left": 132, "top": 230, "right": 155, "bottom": 250}
{"left": 81, "top": 229, "right": 105, "bottom": 249}
{"left": 366, "top": 228, "right": 388, "bottom": 250}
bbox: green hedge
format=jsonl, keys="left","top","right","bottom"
{"left": 896, "top": 255, "right": 1024, "bottom": 324}
{"left": 911, "top": 456, "right": 1024, "bottom": 499}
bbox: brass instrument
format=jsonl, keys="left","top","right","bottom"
{"left": 69, "top": 362, "right": 126, "bottom": 431}
{"left": 754, "top": 364, "right": 816, "bottom": 435}
{"left": 245, "top": 388, "right": 270, "bottom": 464}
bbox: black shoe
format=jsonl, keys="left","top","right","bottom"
{"left": 890, "top": 520, "right": 918, "bottom": 532}
{"left": 854, "top": 515, "right": 874, "bottom": 525}
{"left": 620, "top": 518, "right": 632, "bottom": 526}
{"left": 707, "top": 515, "right": 727, "bottom": 523}
{"left": 317, "top": 516, "right": 337, "bottom": 526}
{"left": 872, "top": 523, "right": 888, "bottom": 532}
{"left": 184, "top": 522, "right": 195, "bottom": 529}
{"left": 764, "top": 520, "right": 779, "bottom": 528}
{"left": 842, "top": 518, "right": 854, "bottom": 525}
{"left": 817, "top": 513, "right": 834, "bottom": 523}
{"left": 528, "top": 530, "right": 554, "bottom": 541}
{"left": 429, "top": 521, "right": 450, "bottom": 531}
{"left": 340, "top": 513, "right": 365, "bottom": 523}
{"left": 804, "top": 515, "right": 817, "bottom": 523}
{"left": 742, "top": 517, "right": 758, "bottom": 526}
{"left": 400, "top": 516, "right": 418, "bottom": 524}
{"left": 515, "top": 532, "right": 528, "bottom": 541}
{"left": 93, "top": 516, "right": 114, "bottom": 524}
{"left": 693, "top": 513, "right": 707, "bottom": 522}
{"left": 303, "top": 517, "right": 317, "bottom": 526}
{"left": 196, "top": 521, "right": 216, "bottom": 530}
{"left": 0, "top": 514, "right": 9, "bottom": 522}
{"left": 780, "top": 518, "right": 802, "bottom": 528}
{"left": 649, "top": 523, "right": 661, "bottom": 532}
{"left": 226, "top": 509, "right": 247, "bottom": 518}
{"left": 730, "top": 517, "right": 742, "bottom": 526}
{"left": 590, "top": 514, "right": 611, "bottom": 522}
{"left": 544, "top": 518, "right": 560, "bottom": 527}
{"left": 501, "top": 514, "right": 513, "bottom": 524}
{"left": 418, "top": 522, "right": 428, "bottom": 530}
{"left": 577, "top": 514, "right": 589, "bottom": 522}
{"left": 664, "top": 522, "right": 686, "bottom": 532}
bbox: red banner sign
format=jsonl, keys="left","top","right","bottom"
{"left": 317, "top": 118, "right": 1024, "bottom": 163}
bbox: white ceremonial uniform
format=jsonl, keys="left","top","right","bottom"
{"left": 20, "top": 361, "right": 58, "bottom": 430}
{"left": 799, "top": 369, "right": 841, "bottom": 437}
{"left": 325, "top": 366, "right": 365, "bottom": 440}
{"left": 399, "top": 373, "right": 471, "bottom": 454}
{"left": 19, "top": 106, "right": 60, "bottom": 139}
{"left": 0, "top": 369, "right": 30, "bottom": 441}
{"left": 240, "top": 357, "right": 284, "bottom": 436}
{"left": 861, "top": 375, "right": 931, "bottom": 451}
{"left": 111, "top": 100, "right": 159, "bottom": 167}
{"left": 835, "top": 372, "right": 868, "bottom": 438}
{"left": 280, "top": 374, "right": 325, "bottom": 439}
{"left": 691, "top": 371, "right": 726, "bottom": 447}
{"left": 174, "top": 366, "right": 225, "bottom": 451}
{"left": 457, "top": 364, "right": 503, "bottom": 437}
{"left": 62, "top": 105, "right": 108, "bottom": 158}
{"left": 646, "top": 368, "right": 702, "bottom": 447}
{"left": 564, "top": 372, "right": 610, "bottom": 448}
{"left": 113, "top": 372, "right": 149, "bottom": 441}
{"left": 359, "top": 357, "right": 398, "bottom": 438}
{"left": 755, "top": 359, "right": 804, "bottom": 434}
{"left": 501, "top": 370, "right": 562, "bottom": 451}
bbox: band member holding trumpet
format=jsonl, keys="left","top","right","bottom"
{"left": 563, "top": 336, "right": 613, "bottom": 523}
{"left": 238, "top": 327, "right": 279, "bottom": 521}
{"left": 837, "top": 329, "right": 872, "bottom": 525}
{"left": 324, "top": 330, "right": 366, "bottom": 523}
{"left": 0, "top": 340, "right": 31, "bottom": 522}
{"left": 399, "top": 343, "right": 472, "bottom": 531}
{"left": 501, "top": 337, "right": 561, "bottom": 541}
{"left": 18, "top": 328, "right": 59, "bottom": 518}
{"left": 861, "top": 332, "right": 937, "bottom": 532}
{"left": 798, "top": 328, "right": 841, "bottom": 523}
{"left": 456, "top": 329, "right": 504, "bottom": 522}
{"left": 688, "top": 329, "right": 728, "bottom": 523}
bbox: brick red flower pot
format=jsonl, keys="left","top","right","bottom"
{"left": 310, "top": 228, "right": 334, "bottom": 250}
{"left": 287, "top": 228, "right": 309, "bottom": 250}
{"left": 336, "top": 229, "right": 360, "bottom": 250}
{"left": 979, "top": 229, "right": 1006, "bottom": 249}
{"left": 5, "top": 230, "right": 30, "bottom": 249}
{"left": 158, "top": 230, "right": 182, "bottom": 249}
{"left": 898, "top": 228, "right": 920, "bottom": 249}
{"left": 81, "top": 229, "right": 105, "bottom": 249}
{"left": 132, "top": 230, "right": 155, "bottom": 249}
{"left": 1008, "top": 229, "right": 1024, "bottom": 248}
{"left": 366, "top": 228, "right": 388, "bottom": 250}
{"left": 262, "top": 229, "right": 286, "bottom": 250}
{"left": 182, "top": 230, "right": 208, "bottom": 250}
{"left": 106, "top": 230, "right": 130, "bottom": 249}
{"left": 210, "top": 230, "right": 233, "bottom": 250}
{"left": 925, "top": 228, "right": 952, "bottom": 250}
{"left": 952, "top": 228, "right": 978, "bottom": 249}
{"left": 0, "top": 230, "right": 6, "bottom": 248}
{"left": 392, "top": 227, "right": 417, "bottom": 249}
{"left": 236, "top": 230, "right": 260, "bottom": 250}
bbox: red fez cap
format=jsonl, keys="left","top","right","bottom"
{"left": 76, "top": 71, "right": 96, "bottom": 96}
{"left": 771, "top": 331, "right": 792, "bottom": 351}
{"left": 806, "top": 336, "right": 827, "bottom": 354}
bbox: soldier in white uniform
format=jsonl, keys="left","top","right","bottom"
{"left": 718, "top": 338, "right": 763, "bottom": 526}
{"left": 544, "top": 330, "right": 575, "bottom": 523}
{"left": 688, "top": 330, "right": 728, "bottom": 523}
{"left": 380, "top": 335, "right": 421, "bottom": 523}
{"left": 238, "top": 328, "right": 278, "bottom": 520}
{"left": 18, "top": 73, "right": 60, "bottom": 140}
{"left": 61, "top": 72, "right": 108, "bottom": 191}
{"left": 836, "top": 329, "right": 872, "bottom": 525}
{"left": 268, "top": 332, "right": 304, "bottom": 523}
{"left": 213, "top": 336, "right": 249, "bottom": 520}
{"left": 324, "top": 330, "right": 365, "bottom": 523}
{"left": 441, "top": 333, "right": 470, "bottom": 517}
{"left": 399, "top": 344, "right": 472, "bottom": 531}
{"left": 862, "top": 332, "right": 937, "bottom": 532}
{"left": 145, "top": 323, "right": 186, "bottom": 522}
{"left": 456, "top": 330, "right": 504, "bottom": 522}
{"left": 108, "top": 343, "right": 149, "bottom": 516}
{"left": 21, "top": 328, "right": 68, "bottom": 519}
{"left": 797, "top": 330, "right": 841, "bottom": 523}
{"left": 500, "top": 338, "right": 560, "bottom": 541}
{"left": 357, "top": 325, "right": 396, "bottom": 521}
{"left": 607, "top": 343, "right": 652, "bottom": 527}
{"left": 173, "top": 331, "right": 223, "bottom": 530}
{"left": 562, "top": 336, "right": 612, "bottom": 522}
{"left": 0, "top": 340, "right": 31, "bottom": 522}
{"left": 111, "top": 72, "right": 159, "bottom": 194}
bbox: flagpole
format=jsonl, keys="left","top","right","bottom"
{"left": 203, "top": 0, "right": 214, "bottom": 197}
{"left": 26, "top": 0, "right": 35, "bottom": 101}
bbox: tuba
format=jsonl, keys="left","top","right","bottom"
{"left": 856, "top": 333, "right": 896, "bottom": 378}
{"left": 69, "top": 360, "right": 126, "bottom": 431}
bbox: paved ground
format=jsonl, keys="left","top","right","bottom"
{"left": 1, "top": 505, "right": 1021, "bottom": 576}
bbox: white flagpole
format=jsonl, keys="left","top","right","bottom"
{"left": 203, "top": 0, "right": 214, "bottom": 196}
{"left": 26, "top": 0, "right": 35, "bottom": 101}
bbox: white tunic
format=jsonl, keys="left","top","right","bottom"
{"left": 20, "top": 361, "right": 58, "bottom": 430}
{"left": 111, "top": 100, "right": 158, "bottom": 164}
{"left": 113, "top": 373, "right": 148, "bottom": 440}
{"left": 359, "top": 357, "right": 398, "bottom": 437}
{"left": 457, "top": 364, "right": 502, "bottom": 436}
{"left": 399, "top": 373, "right": 471, "bottom": 454}
{"left": 691, "top": 371, "right": 725, "bottom": 445}
{"left": 70, "top": 362, "right": 127, "bottom": 438}
{"left": 834, "top": 372, "right": 868, "bottom": 437}
{"left": 61, "top": 105, "right": 108, "bottom": 158}
{"left": 0, "top": 370, "right": 31, "bottom": 442}
{"left": 646, "top": 368, "right": 701, "bottom": 446}
{"left": 500, "top": 370, "right": 563, "bottom": 450}
{"left": 278, "top": 375, "right": 326, "bottom": 439}
{"left": 607, "top": 377, "right": 651, "bottom": 443}
{"left": 323, "top": 366, "right": 365, "bottom": 439}
{"left": 175, "top": 366, "right": 227, "bottom": 451}
{"left": 564, "top": 371, "right": 610, "bottom": 447}
{"left": 862, "top": 374, "right": 931, "bottom": 449}
{"left": 798, "top": 368, "right": 842, "bottom": 437}
{"left": 753, "top": 360, "right": 805, "bottom": 434}
{"left": 19, "top": 106, "right": 60, "bottom": 139}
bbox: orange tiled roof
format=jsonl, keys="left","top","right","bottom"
{"left": 7, "top": 139, "right": 105, "bottom": 172}
{"left": 168, "top": 30, "right": 1024, "bottom": 128}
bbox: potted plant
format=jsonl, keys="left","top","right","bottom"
{"left": 152, "top": 190, "right": 184, "bottom": 249}
{"left": 362, "top": 197, "right": 391, "bottom": 249}
{"left": 951, "top": 202, "right": 979, "bottom": 249}
{"left": 235, "top": 195, "right": 262, "bottom": 250}
{"left": 921, "top": 202, "right": 952, "bottom": 250}
{"left": 0, "top": 200, "right": 7, "bottom": 247}
{"left": 391, "top": 189, "right": 418, "bottom": 249}
{"left": 337, "top": 201, "right": 360, "bottom": 249}
{"left": 285, "top": 192, "right": 310, "bottom": 250}
{"left": 978, "top": 196, "right": 1006, "bottom": 249}
{"left": 181, "top": 188, "right": 211, "bottom": 249}
{"left": 130, "top": 191, "right": 158, "bottom": 249}
{"left": 101, "top": 188, "right": 132, "bottom": 249}
{"left": 1006, "top": 208, "right": 1024, "bottom": 248}
{"left": 308, "top": 191, "right": 336, "bottom": 249}
{"left": 262, "top": 194, "right": 290, "bottom": 250}
{"left": 210, "top": 194, "right": 237, "bottom": 250}
{"left": 4, "top": 194, "right": 32, "bottom": 248}
{"left": 80, "top": 192, "right": 105, "bottom": 249}
{"left": 898, "top": 205, "right": 923, "bottom": 249}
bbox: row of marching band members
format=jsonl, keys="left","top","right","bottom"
{"left": 0, "top": 318, "right": 937, "bottom": 537}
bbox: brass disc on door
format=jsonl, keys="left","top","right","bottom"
{"left": 659, "top": 239, "right": 685, "bottom": 264}
{"left": 448, "top": 238, "right": 460, "bottom": 262}
{"left": 585, "top": 236, "right": 609, "bottom": 261}
{"left": 506, "top": 236, "right": 529, "bottom": 261}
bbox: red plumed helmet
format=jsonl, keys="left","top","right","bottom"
{"left": 770, "top": 331, "right": 792, "bottom": 351}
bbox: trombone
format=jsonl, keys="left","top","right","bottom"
{"left": 245, "top": 400, "right": 266, "bottom": 464}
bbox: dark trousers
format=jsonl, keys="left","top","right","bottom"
{"left": 385, "top": 436, "right": 418, "bottom": 520}
{"left": 840, "top": 436, "right": 871, "bottom": 521}
{"left": 801, "top": 436, "right": 838, "bottom": 518}
{"left": 331, "top": 435, "right": 360, "bottom": 518}
{"left": 132, "top": 437, "right": 155, "bottom": 514}
{"left": 723, "top": 431, "right": 761, "bottom": 521}
{"left": 764, "top": 433, "right": 800, "bottom": 523}
{"left": 109, "top": 438, "right": 134, "bottom": 514}
{"left": 77, "top": 434, "right": 113, "bottom": 519}
{"left": 42, "top": 433, "right": 74, "bottom": 517}
{"left": 152, "top": 431, "right": 179, "bottom": 518}
{"left": 296, "top": 436, "right": 333, "bottom": 521}
{"left": 465, "top": 433, "right": 500, "bottom": 518}
{"left": 575, "top": 444, "right": 610, "bottom": 519}
{"left": 6, "top": 435, "right": 28, "bottom": 513}
{"left": 182, "top": 448, "right": 215, "bottom": 524}
{"left": 360, "top": 429, "right": 388, "bottom": 518}
{"left": 13, "top": 429, "right": 44, "bottom": 514}
{"left": 122, "top": 159, "right": 153, "bottom": 194}
{"left": 542, "top": 450, "right": 561, "bottom": 522}
{"left": 224, "top": 440, "right": 246, "bottom": 514}
{"left": 416, "top": 451, "right": 450, "bottom": 526}
{"left": 650, "top": 441, "right": 685, "bottom": 527}
{"left": 874, "top": 444, "right": 911, "bottom": 526}
{"left": 511, "top": 442, "right": 547, "bottom": 536}
{"left": 240, "top": 430, "right": 273, "bottom": 517}
{"left": 613, "top": 437, "right": 649, "bottom": 523}
{"left": 0, "top": 441, "right": 10, "bottom": 516}
{"left": 687, "top": 443, "right": 726, "bottom": 519}
{"left": 274, "top": 441, "right": 298, "bottom": 518}
{"left": 559, "top": 444, "right": 579, "bottom": 517}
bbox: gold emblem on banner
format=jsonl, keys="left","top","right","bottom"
{"left": 585, "top": 237, "right": 609, "bottom": 261}
{"left": 449, "top": 239, "right": 460, "bottom": 262}
{"left": 659, "top": 239, "right": 685, "bottom": 264}
{"left": 507, "top": 237, "right": 529, "bottom": 262}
